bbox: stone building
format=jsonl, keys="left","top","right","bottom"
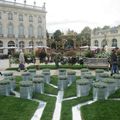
{"left": 91, "top": 26, "right": 120, "bottom": 50}
{"left": 0, "top": 0, "right": 47, "bottom": 55}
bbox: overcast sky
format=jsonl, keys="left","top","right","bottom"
{"left": 7, "top": 0, "right": 120, "bottom": 33}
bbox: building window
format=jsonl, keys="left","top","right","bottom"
{"left": 8, "top": 23, "right": 14, "bottom": 35}
{"left": 29, "top": 41, "right": 34, "bottom": 47}
{"left": 0, "top": 41, "right": 3, "bottom": 47}
{"left": 101, "top": 39, "right": 107, "bottom": 47}
{"left": 19, "top": 14, "right": 23, "bottom": 21}
{"left": 94, "top": 40, "right": 98, "bottom": 46}
{"left": 112, "top": 39, "right": 117, "bottom": 47}
{"left": 0, "top": 23, "right": 2, "bottom": 34}
{"left": 8, "top": 41, "right": 15, "bottom": 47}
{"left": 38, "top": 16, "right": 42, "bottom": 23}
{"left": 18, "top": 24, "right": 24, "bottom": 36}
{"left": 29, "top": 15, "right": 33, "bottom": 22}
{"left": 19, "top": 41, "right": 24, "bottom": 49}
{"left": 37, "top": 26, "right": 42, "bottom": 38}
{"left": 28, "top": 25, "right": 34, "bottom": 37}
{"left": 8, "top": 13, "right": 13, "bottom": 20}
{"left": 0, "top": 12, "right": 1, "bottom": 19}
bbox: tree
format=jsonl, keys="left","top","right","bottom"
{"left": 53, "top": 30, "right": 62, "bottom": 42}
{"left": 77, "top": 26, "right": 91, "bottom": 46}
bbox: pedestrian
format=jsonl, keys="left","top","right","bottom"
{"left": 110, "top": 49, "right": 118, "bottom": 76}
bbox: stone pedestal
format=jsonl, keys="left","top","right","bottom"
{"left": 76, "top": 79, "right": 90, "bottom": 97}
{"left": 58, "top": 76, "right": 67, "bottom": 90}
{"left": 28, "top": 69, "right": 36, "bottom": 80}
{"left": 93, "top": 82, "right": 108, "bottom": 100}
{"left": 22, "top": 72, "right": 31, "bottom": 81}
{"left": 3, "top": 72, "right": 13, "bottom": 79}
{"left": 0, "top": 80, "right": 10, "bottom": 96}
{"left": 95, "top": 69, "right": 104, "bottom": 81}
{"left": 80, "top": 68, "right": 90, "bottom": 79}
{"left": 33, "top": 78, "right": 44, "bottom": 93}
{"left": 6, "top": 76, "right": 16, "bottom": 91}
{"left": 83, "top": 74, "right": 94, "bottom": 85}
{"left": 113, "top": 74, "right": 120, "bottom": 90}
{"left": 59, "top": 69, "right": 67, "bottom": 76}
{"left": 67, "top": 71, "right": 76, "bottom": 85}
{"left": 103, "top": 78, "right": 116, "bottom": 97}
{"left": 43, "top": 72, "right": 50, "bottom": 84}
{"left": 99, "top": 73, "right": 109, "bottom": 81}
{"left": 20, "top": 81, "right": 33, "bottom": 99}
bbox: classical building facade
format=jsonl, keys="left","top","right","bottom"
{"left": 91, "top": 26, "right": 120, "bottom": 49}
{"left": 0, "top": 0, "right": 47, "bottom": 55}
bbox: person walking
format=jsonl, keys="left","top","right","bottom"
{"left": 110, "top": 49, "right": 118, "bottom": 76}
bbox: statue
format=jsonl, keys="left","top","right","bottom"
{"left": 19, "top": 50, "right": 25, "bottom": 70}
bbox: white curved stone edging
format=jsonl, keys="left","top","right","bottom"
{"left": 31, "top": 99, "right": 46, "bottom": 120}
{"left": 52, "top": 91, "right": 64, "bottom": 120}
{"left": 72, "top": 100, "right": 96, "bottom": 120}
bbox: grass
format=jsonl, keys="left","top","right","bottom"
{"left": 33, "top": 93, "right": 56, "bottom": 120}
{"left": 50, "top": 75, "right": 58, "bottom": 86}
{"left": 109, "top": 88, "right": 120, "bottom": 99}
{"left": 44, "top": 83, "right": 58, "bottom": 95}
{"left": 61, "top": 92, "right": 92, "bottom": 120}
{"left": 63, "top": 76, "right": 80, "bottom": 98}
{"left": 0, "top": 96, "right": 38, "bottom": 120}
{"left": 81, "top": 100, "right": 120, "bottom": 120}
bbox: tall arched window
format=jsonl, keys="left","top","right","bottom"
{"left": 8, "top": 13, "right": 13, "bottom": 20}
{"left": 8, "top": 41, "right": 15, "bottom": 47}
{"left": 94, "top": 40, "right": 98, "bottom": 46}
{"left": 29, "top": 41, "right": 34, "bottom": 47}
{"left": 19, "top": 24, "right": 24, "bottom": 36}
{"left": 0, "top": 41, "right": 3, "bottom": 47}
{"left": 28, "top": 25, "right": 34, "bottom": 37}
{"left": 8, "top": 23, "right": 14, "bottom": 35}
{"left": 38, "top": 16, "right": 42, "bottom": 23}
{"left": 112, "top": 39, "right": 117, "bottom": 47}
{"left": 19, "top": 41, "right": 24, "bottom": 49}
{"left": 101, "top": 39, "right": 107, "bottom": 47}
{"left": 37, "top": 26, "right": 42, "bottom": 38}
{"left": 0, "top": 23, "right": 2, "bottom": 34}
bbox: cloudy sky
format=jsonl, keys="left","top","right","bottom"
{"left": 7, "top": 0, "right": 120, "bottom": 33}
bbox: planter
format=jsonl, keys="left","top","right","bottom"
{"left": 99, "top": 73, "right": 110, "bottom": 81}
{"left": 20, "top": 81, "right": 33, "bottom": 99}
{"left": 95, "top": 69, "right": 104, "bottom": 81}
{"left": 93, "top": 82, "right": 108, "bottom": 100}
{"left": 21, "top": 72, "right": 31, "bottom": 81}
{"left": 103, "top": 78, "right": 116, "bottom": 96}
{"left": 113, "top": 74, "right": 120, "bottom": 89}
{"left": 42, "top": 69, "right": 50, "bottom": 74}
{"left": 3, "top": 72, "right": 13, "bottom": 79}
{"left": 67, "top": 71, "right": 76, "bottom": 85}
{"left": 58, "top": 76, "right": 67, "bottom": 90}
{"left": 76, "top": 79, "right": 90, "bottom": 97}
{"left": 6, "top": 76, "right": 16, "bottom": 91}
{"left": 83, "top": 74, "right": 94, "bottom": 84}
{"left": 33, "top": 78, "right": 44, "bottom": 93}
{"left": 34, "top": 74, "right": 45, "bottom": 82}
{"left": 43, "top": 72, "right": 50, "bottom": 84}
{"left": 80, "top": 68, "right": 90, "bottom": 79}
{"left": 28, "top": 69, "right": 36, "bottom": 80}
{"left": 0, "top": 80, "right": 10, "bottom": 96}
{"left": 59, "top": 69, "right": 67, "bottom": 76}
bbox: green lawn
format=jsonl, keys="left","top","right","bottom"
{"left": 50, "top": 75, "right": 58, "bottom": 86}
{"left": 109, "top": 88, "right": 120, "bottom": 99}
{"left": 33, "top": 93, "right": 56, "bottom": 120}
{"left": 44, "top": 83, "right": 58, "bottom": 95}
{"left": 0, "top": 96, "right": 38, "bottom": 120}
{"left": 61, "top": 92, "right": 92, "bottom": 120}
{"left": 63, "top": 76, "right": 80, "bottom": 98}
{"left": 81, "top": 100, "right": 120, "bottom": 120}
